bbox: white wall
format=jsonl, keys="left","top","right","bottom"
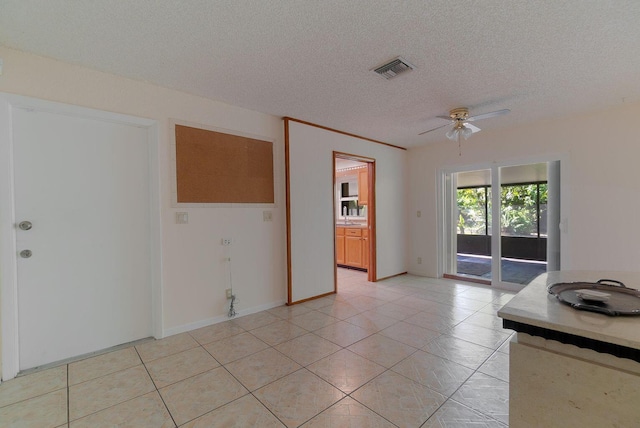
{"left": 288, "top": 121, "right": 408, "bottom": 302}
{"left": 408, "top": 101, "right": 640, "bottom": 277}
{"left": 0, "top": 47, "right": 287, "bottom": 335}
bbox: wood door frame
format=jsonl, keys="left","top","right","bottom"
{"left": 0, "top": 94, "right": 162, "bottom": 381}
{"left": 333, "top": 151, "right": 377, "bottom": 288}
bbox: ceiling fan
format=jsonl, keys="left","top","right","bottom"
{"left": 419, "top": 107, "right": 511, "bottom": 141}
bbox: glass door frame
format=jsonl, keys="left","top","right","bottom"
{"left": 437, "top": 155, "right": 568, "bottom": 290}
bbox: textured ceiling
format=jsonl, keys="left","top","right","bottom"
{"left": 1, "top": 1, "right": 639, "bottom": 147}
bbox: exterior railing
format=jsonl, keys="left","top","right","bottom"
{"left": 457, "top": 234, "right": 547, "bottom": 262}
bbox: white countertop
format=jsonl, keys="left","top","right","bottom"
{"left": 498, "top": 271, "right": 640, "bottom": 350}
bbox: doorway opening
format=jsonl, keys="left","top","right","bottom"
{"left": 441, "top": 160, "right": 561, "bottom": 288}
{"left": 333, "top": 153, "right": 376, "bottom": 286}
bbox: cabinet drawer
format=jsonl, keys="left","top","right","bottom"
{"left": 345, "top": 228, "right": 362, "bottom": 237}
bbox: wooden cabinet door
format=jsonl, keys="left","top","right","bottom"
{"left": 362, "top": 230, "right": 369, "bottom": 270}
{"left": 345, "top": 235, "right": 363, "bottom": 268}
{"left": 358, "top": 167, "right": 368, "bottom": 205}
{"left": 336, "top": 234, "right": 345, "bottom": 264}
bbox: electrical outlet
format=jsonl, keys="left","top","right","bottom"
{"left": 263, "top": 210, "right": 273, "bottom": 222}
{"left": 225, "top": 288, "right": 233, "bottom": 299}
{"left": 417, "top": 257, "right": 422, "bottom": 264}
{"left": 417, "top": 210, "right": 421, "bottom": 218}
{"left": 221, "top": 238, "right": 232, "bottom": 246}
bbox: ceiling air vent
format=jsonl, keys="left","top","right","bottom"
{"left": 371, "top": 57, "right": 415, "bottom": 80}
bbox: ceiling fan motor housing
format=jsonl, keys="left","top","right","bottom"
{"left": 449, "top": 107, "right": 469, "bottom": 121}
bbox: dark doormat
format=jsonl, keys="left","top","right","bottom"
{"left": 457, "top": 261, "right": 492, "bottom": 277}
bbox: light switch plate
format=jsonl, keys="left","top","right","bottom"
{"left": 176, "top": 212, "right": 188, "bottom": 224}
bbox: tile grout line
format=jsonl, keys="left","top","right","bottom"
{"left": 441, "top": 344, "right": 509, "bottom": 425}
{"left": 342, "top": 367, "right": 406, "bottom": 428}
{"left": 249, "top": 366, "right": 318, "bottom": 428}
{"left": 0, "top": 366, "right": 71, "bottom": 411}
{"left": 135, "top": 345, "right": 178, "bottom": 428}
{"left": 211, "top": 339, "right": 299, "bottom": 428}
{"left": 354, "top": 346, "right": 463, "bottom": 427}
{"left": 65, "top": 347, "right": 181, "bottom": 426}
{"left": 167, "top": 341, "right": 260, "bottom": 426}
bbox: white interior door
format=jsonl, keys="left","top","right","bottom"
{"left": 13, "top": 107, "right": 153, "bottom": 370}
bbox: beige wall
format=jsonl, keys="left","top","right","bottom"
{"left": 408, "top": 101, "right": 640, "bottom": 278}
{"left": 0, "top": 47, "right": 287, "bottom": 335}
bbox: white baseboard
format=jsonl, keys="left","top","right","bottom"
{"left": 162, "top": 300, "right": 286, "bottom": 338}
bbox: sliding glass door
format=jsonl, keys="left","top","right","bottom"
{"left": 441, "top": 160, "right": 561, "bottom": 288}
{"left": 498, "top": 165, "right": 549, "bottom": 285}
{"left": 454, "top": 169, "right": 492, "bottom": 280}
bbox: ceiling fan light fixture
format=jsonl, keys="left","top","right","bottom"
{"left": 461, "top": 125, "right": 473, "bottom": 139}
{"left": 446, "top": 123, "right": 473, "bottom": 141}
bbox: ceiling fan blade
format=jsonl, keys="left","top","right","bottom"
{"left": 435, "top": 115, "right": 453, "bottom": 120}
{"left": 465, "top": 123, "right": 481, "bottom": 133}
{"left": 419, "top": 121, "right": 452, "bottom": 135}
{"left": 467, "top": 109, "right": 510, "bottom": 122}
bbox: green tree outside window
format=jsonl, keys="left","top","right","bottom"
{"left": 457, "top": 183, "right": 547, "bottom": 237}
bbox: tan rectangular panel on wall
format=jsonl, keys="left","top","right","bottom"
{"left": 175, "top": 124, "right": 274, "bottom": 203}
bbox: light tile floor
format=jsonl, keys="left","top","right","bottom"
{"left": 0, "top": 268, "right": 515, "bottom": 427}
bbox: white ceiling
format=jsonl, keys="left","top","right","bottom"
{"left": 1, "top": 1, "right": 639, "bottom": 148}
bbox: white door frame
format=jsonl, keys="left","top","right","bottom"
{"left": 0, "top": 93, "right": 163, "bottom": 380}
{"left": 437, "top": 153, "right": 570, "bottom": 290}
